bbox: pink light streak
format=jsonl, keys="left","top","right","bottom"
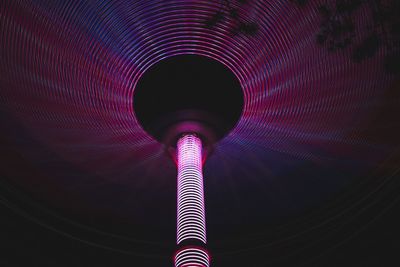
{"left": 174, "top": 246, "right": 210, "bottom": 267}
{"left": 176, "top": 134, "right": 207, "bottom": 245}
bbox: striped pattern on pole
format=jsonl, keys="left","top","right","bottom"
{"left": 176, "top": 134, "right": 207, "bottom": 244}
{"left": 174, "top": 247, "right": 210, "bottom": 267}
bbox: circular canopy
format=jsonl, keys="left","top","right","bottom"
{"left": 133, "top": 54, "right": 244, "bottom": 144}
{"left": 0, "top": 0, "right": 399, "bottom": 266}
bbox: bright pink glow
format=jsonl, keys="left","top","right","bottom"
{"left": 176, "top": 134, "right": 206, "bottom": 244}
{"left": 174, "top": 247, "right": 210, "bottom": 267}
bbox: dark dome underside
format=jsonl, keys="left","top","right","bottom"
{"left": 133, "top": 54, "right": 243, "bottom": 143}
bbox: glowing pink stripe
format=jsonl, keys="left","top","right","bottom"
{"left": 174, "top": 247, "right": 210, "bottom": 267}
{"left": 176, "top": 134, "right": 206, "bottom": 244}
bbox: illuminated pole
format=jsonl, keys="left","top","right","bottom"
{"left": 174, "top": 134, "right": 210, "bottom": 267}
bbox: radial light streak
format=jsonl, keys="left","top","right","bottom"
{"left": 0, "top": 1, "right": 396, "bottom": 259}
{"left": 0, "top": 0, "right": 393, "bottom": 180}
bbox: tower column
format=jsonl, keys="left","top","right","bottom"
{"left": 174, "top": 134, "right": 210, "bottom": 267}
